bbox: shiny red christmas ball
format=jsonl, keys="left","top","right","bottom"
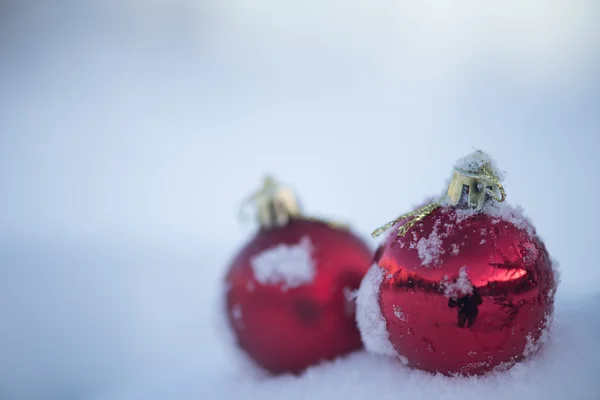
{"left": 358, "top": 203, "right": 557, "bottom": 376}
{"left": 225, "top": 218, "right": 373, "bottom": 374}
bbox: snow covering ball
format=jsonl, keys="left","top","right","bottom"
{"left": 224, "top": 218, "right": 373, "bottom": 374}
{"left": 357, "top": 151, "right": 558, "bottom": 376}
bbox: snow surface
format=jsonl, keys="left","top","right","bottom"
{"left": 356, "top": 264, "right": 397, "bottom": 356}
{"left": 2, "top": 244, "right": 599, "bottom": 400}
{"left": 250, "top": 236, "right": 315, "bottom": 290}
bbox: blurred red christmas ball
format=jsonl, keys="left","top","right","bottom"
{"left": 357, "top": 151, "right": 558, "bottom": 376}
{"left": 225, "top": 179, "right": 372, "bottom": 374}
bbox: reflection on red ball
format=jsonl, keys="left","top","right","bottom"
{"left": 372, "top": 205, "right": 556, "bottom": 376}
{"left": 225, "top": 219, "right": 373, "bottom": 374}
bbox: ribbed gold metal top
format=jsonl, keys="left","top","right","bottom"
{"left": 242, "top": 176, "right": 302, "bottom": 229}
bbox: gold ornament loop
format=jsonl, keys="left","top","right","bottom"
{"left": 481, "top": 163, "right": 506, "bottom": 202}
{"left": 371, "top": 202, "right": 440, "bottom": 238}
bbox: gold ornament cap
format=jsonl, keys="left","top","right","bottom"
{"left": 446, "top": 150, "right": 506, "bottom": 210}
{"left": 372, "top": 150, "right": 506, "bottom": 238}
{"left": 241, "top": 176, "right": 302, "bottom": 229}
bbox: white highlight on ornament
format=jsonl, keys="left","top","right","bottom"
{"left": 250, "top": 236, "right": 316, "bottom": 290}
{"left": 408, "top": 232, "right": 418, "bottom": 249}
{"left": 482, "top": 201, "right": 535, "bottom": 236}
{"left": 343, "top": 287, "right": 358, "bottom": 317}
{"left": 343, "top": 287, "right": 358, "bottom": 302}
{"left": 231, "top": 304, "right": 243, "bottom": 321}
{"left": 441, "top": 267, "right": 473, "bottom": 299}
{"left": 356, "top": 264, "right": 397, "bottom": 356}
{"left": 416, "top": 219, "right": 444, "bottom": 267}
{"left": 231, "top": 303, "right": 245, "bottom": 330}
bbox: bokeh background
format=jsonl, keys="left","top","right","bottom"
{"left": 1, "top": 1, "right": 599, "bottom": 399}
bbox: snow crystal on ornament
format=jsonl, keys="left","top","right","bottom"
{"left": 393, "top": 305, "right": 406, "bottom": 321}
{"left": 356, "top": 264, "right": 396, "bottom": 356}
{"left": 481, "top": 201, "right": 535, "bottom": 237}
{"left": 231, "top": 303, "right": 244, "bottom": 329}
{"left": 454, "top": 150, "right": 506, "bottom": 181}
{"left": 450, "top": 243, "right": 460, "bottom": 255}
{"left": 523, "top": 312, "right": 554, "bottom": 358}
{"left": 409, "top": 232, "right": 418, "bottom": 249}
{"left": 441, "top": 267, "right": 473, "bottom": 299}
{"left": 250, "top": 236, "right": 316, "bottom": 290}
{"left": 453, "top": 201, "right": 535, "bottom": 237}
{"left": 416, "top": 219, "right": 444, "bottom": 267}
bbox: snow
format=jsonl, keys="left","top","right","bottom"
{"left": 481, "top": 201, "right": 536, "bottom": 237}
{"left": 356, "top": 264, "right": 397, "bottom": 357}
{"left": 250, "top": 236, "right": 315, "bottom": 290}
{"left": 450, "top": 243, "right": 460, "bottom": 255}
{"left": 393, "top": 305, "right": 407, "bottom": 322}
{"left": 454, "top": 150, "right": 506, "bottom": 182}
{"left": 454, "top": 150, "right": 506, "bottom": 181}
{"left": 91, "top": 292, "right": 600, "bottom": 400}
{"left": 523, "top": 313, "right": 554, "bottom": 359}
{"left": 454, "top": 201, "right": 536, "bottom": 237}
{"left": 416, "top": 219, "right": 444, "bottom": 267}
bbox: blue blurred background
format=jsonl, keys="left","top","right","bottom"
{"left": 0, "top": 1, "right": 599, "bottom": 399}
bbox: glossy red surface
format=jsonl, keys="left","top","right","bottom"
{"left": 225, "top": 219, "right": 373, "bottom": 374}
{"left": 376, "top": 207, "right": 556, "bottom": 376}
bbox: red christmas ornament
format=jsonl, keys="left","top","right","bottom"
{"left": 357, "top": 151, "right": 558, "bottom": 376}
{"left": 225, "top": 177, "right": 373, "bottom": 374}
